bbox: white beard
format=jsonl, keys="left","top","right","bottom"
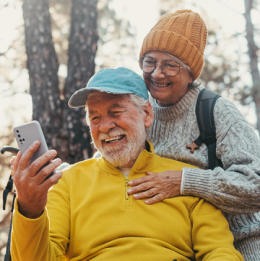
{"left": 95, "top": 122, "right": 146, "bottom": 168}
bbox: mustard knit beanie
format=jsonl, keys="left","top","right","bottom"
{"left": 139, "top": 10, "right": 207, "bottom": 80}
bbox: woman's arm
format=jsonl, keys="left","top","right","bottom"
{"left": 182, "top": 97, "right": 260, "bottom": 213}
{"left": 129, "top": 97, "right": 260, "bottom": 214}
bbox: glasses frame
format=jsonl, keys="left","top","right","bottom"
{"left": 139, "top": 55, "right": 185, "bottom": 77}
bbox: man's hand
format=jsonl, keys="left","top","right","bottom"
{"left": 127, "top": 170, "right": 182, "bottom": 204}
{"left": 12, "top": 141, "right": 62, "bottom": 219}
{"left": 10, "top": 155, "right": 17, "bottom": 176}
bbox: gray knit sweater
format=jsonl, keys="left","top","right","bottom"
{"left": 148, "top": 85, "right": 260, "bottom": 261}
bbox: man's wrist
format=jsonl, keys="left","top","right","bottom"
{"left": 17, "top": 200, "right": 44, "bottom": 219}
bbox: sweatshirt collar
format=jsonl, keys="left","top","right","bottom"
{"left": 97, "top": 140, "right": 160, "bottom": 175}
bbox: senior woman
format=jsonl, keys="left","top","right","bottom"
{"left": 127, "top": 10, "right": 260, "bottom": 260}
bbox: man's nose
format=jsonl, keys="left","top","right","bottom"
{"left": 99, "top": 117, "right": 116, "bottom": 133}
{"left": 151, "top": 64, "right": 165, "bottom": 78}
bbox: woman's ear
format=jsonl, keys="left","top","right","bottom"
{"left": 143, "top": 102, "right": 154, "bottom": 128}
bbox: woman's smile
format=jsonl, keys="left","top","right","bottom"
{"left": 150, "top": 79, "right": 172, "bottom": 88}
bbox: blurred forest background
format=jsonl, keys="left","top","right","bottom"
{"left": 0, "top": 0, "right": 259, "bottom": 258}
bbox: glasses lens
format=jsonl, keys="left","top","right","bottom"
{"left": 162, "top": 61, "right": 180, "bottom": 77}
{"left": 140, "top": 56, "right": 156, "bottom": 73}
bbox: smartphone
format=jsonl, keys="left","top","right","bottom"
{"left": 13, "top": 121, "right": 52, "bottom": 176}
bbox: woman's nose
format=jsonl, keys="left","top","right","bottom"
{"left": 151, "top": 64, "right": 165, "bottom": 78}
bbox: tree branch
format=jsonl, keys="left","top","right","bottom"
{"left": 213, "top": 0, "right": 243, "bottom": 15}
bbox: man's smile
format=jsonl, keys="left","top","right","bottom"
{"left": 103, "top": 135, "right": 125, "bottom": 143}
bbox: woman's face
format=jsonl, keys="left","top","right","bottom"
{"left": 142, "top": 51, "right": 192, "bottom": 107}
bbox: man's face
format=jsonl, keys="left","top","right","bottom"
{"left": 86, "top": 92, "right": 150, "bottom": 168}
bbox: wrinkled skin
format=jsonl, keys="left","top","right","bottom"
{"left": 127, "top": 170, "right": 182, "bottom": 204}
{"left": 10, "top": 156, "right": 16, "bottom": 176}
{"left": 11, "top": 141, "right": 62, "bottom": 218}
{"left": 130, "top": 50, "right": 191, "bottom": 204}
{"left": 143, "top": 51, "right": 192, "bottom": 107}
{"left": 87, "top": 92, "right": 153, "bottom": 168}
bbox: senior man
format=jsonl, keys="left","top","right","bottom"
{"left": 11, "top": 67, "right": 243, "bottom": 261}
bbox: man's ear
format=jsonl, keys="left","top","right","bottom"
{"left": 143, "top": 102, "right": 154, "bottom": 128}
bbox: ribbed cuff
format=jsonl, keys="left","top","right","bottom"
{"left": 180, "top": 168, "right": 185, "bottom": 195}
{"left": 182, "top": 167, "right": 212, "bottom": 200}
{"left": 234, "top": 236, "right": 260, "bottom": 261}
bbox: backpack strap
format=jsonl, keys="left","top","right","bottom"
{"left": 194, "top": 88, "right": 222, "bottom": 170}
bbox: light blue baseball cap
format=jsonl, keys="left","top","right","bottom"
{"left": 68, "top": 67, "right": 148, "bottom": 108}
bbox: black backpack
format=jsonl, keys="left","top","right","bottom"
{"left": 187, "top": 88, "right": 223, "bottom": 170}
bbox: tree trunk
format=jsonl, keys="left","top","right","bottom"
{"left": 22, "top": 0, "right": 98, "bottom": 163}
{"left": 244, "top": 0, "right": 260, "bottom": 133}
{"left": 63, "top": 0, "right": 98, "bottom": 163}
{"left": 22, "top": 0, "right": 62, "bottom": 147}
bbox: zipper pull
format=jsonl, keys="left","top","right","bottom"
{"left": 125, "top": 177, "right": 129, "bottom": 200}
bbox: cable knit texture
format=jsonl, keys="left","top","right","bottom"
{"left": 148, "top": 85, "right": 260, "bottom": 260}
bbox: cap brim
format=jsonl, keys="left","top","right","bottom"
{"left": 68, "top": 87, "right": 133, "bottom": 108}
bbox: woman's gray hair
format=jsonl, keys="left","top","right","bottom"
{"left": 166, "top": 52, "right": 201, "bottom": 88}
{"left": 172, "top": 54, "right": 201, "bottom": 88}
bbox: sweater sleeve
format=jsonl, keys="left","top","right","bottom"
{"left": 190, "top": 199, "right": 244, "bottom": 261}
{"left": 183, "top": 97, "right": 260, "bottom": 214}
{"left": 11, "top": 175, "right": 70, "bottom": 261}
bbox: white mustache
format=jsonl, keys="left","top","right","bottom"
{"left": 99, "top": 127, "right": 127, "bottom": 141}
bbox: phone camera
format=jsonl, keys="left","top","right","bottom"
{"left": 18, "top": 134, "right": 21, "bottom": 138}
{"left": 22, "top": 139, "right": 25, "bottom": 141}
{"left": 16, "top": 130, "right": 19, "bottom": 133}
{"left": 19, "top": 139, "right": 22, "bottom": 142}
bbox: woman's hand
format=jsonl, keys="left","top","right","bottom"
{"left": 127, "top": 170, "right": 182, "bottom": 204}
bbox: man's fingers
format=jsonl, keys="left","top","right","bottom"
{"left": 19, "top": 141, "right": 40, "bottom": 169}
{"left": 10, "top": 156, "right": 16, "bottom": 164}
{"left": 127, "top": 181, "right": 154, "bottom": 195}
{"left": 34, "top": 158, "right": 62, "bottom": 184}
{"left": 41, "top": 170, "right": 63, "bottom": 190}
{"left": 144, "top": 194, "right": 165, "bottom": 205}
{"left": 13, "top": 151, "right": 22, "bottom": 173}
{"left": 28, "top": 149, "right": 57, "bottom": 176}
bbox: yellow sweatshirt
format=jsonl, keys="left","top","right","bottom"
{"left": 11, "top": 141, "right": 243, "bottom": 261}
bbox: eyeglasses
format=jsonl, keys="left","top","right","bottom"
{"left": 139, "top": 56, "right": 184, "bottom": 77}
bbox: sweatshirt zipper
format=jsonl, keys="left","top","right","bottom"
{"left": 125, "top": 176, "right": 129, "bottom": 200}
